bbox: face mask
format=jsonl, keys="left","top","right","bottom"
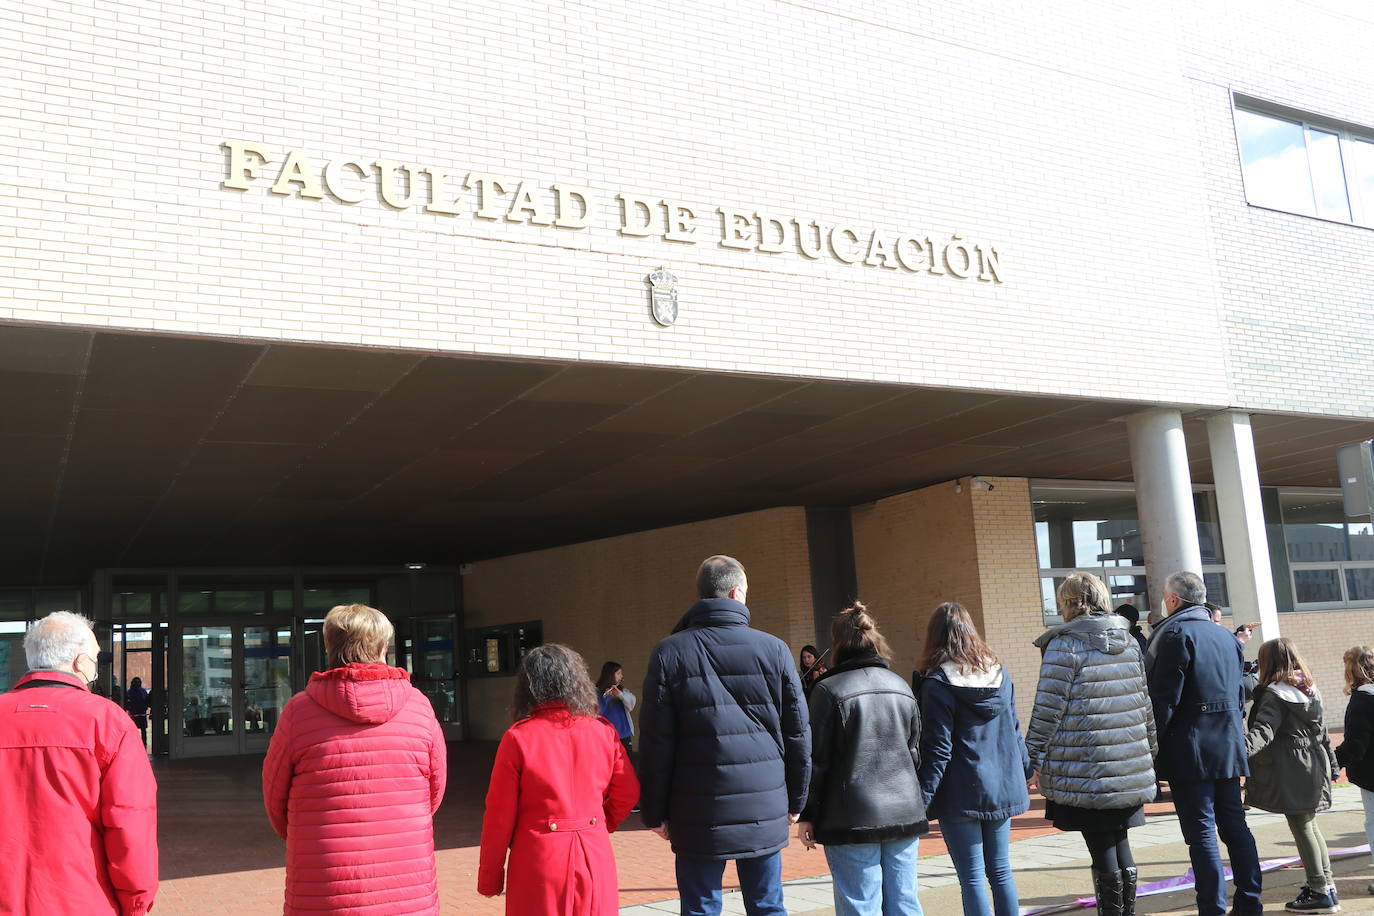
{"left": 1159, "top": 598, "right": 1170, "bottom": 619}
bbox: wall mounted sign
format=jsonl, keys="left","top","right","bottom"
{"left": 221, "top": 141, "right": 1005, "bottom": 283}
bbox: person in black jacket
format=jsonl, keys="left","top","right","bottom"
{"left": 918, "top": 601, "right": 1030, "bottom": 916}
{"left": 798, "top": 602, "right": 925, "bottom": 915}
{"left": 639, "top": 555, "right": 811, "bottom": 916}
{"left": 1146, "top": 571, "right": 1262, "bottom": 916}
{"left": 1336, "top": 644, "right": 1374, "bottom": 896}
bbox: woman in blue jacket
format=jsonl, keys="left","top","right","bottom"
{"left": 918, "top": 602, "right": 1030, "bottom": 916}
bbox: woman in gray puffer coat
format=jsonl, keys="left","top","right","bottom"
{"left": 1026, "top": 573, "right": 1157, "bottom": 916}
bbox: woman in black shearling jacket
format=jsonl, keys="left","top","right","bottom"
{"left": 798, "top": 602, "right": 926, "bottom": 914}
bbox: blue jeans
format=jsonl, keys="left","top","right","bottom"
{"left": 940, "top": 816, "right": 1018, "bottom": 916}
{"left": 1169, "top": 778, "right": 1262, "bottom": 916}
{"left": 823, "top": 835, "right": 922, "bottom": 916}
{"left": 676, "top": 851, "right": 784, "bottom": 916}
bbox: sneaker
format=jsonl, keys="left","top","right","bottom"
{"left": 1366, "top": 882, "right": 1374, "bottom": 895}
{"left": 1285, "top": 886, "right": 1340, "bottom": 914}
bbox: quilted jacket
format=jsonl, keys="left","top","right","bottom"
{"left": 1025, "top": 613, "right": 1158, "bottom": 809}
{"left": 262, "top": 663, "right": 448, "bottom": 915}
{"left": 638, "top": 598, "right": 811, "bottom": 859}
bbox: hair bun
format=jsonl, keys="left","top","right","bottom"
{"left": 850, "top": 600, "right": 867, "bottom": 613}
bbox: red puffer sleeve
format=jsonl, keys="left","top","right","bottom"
{"left": 428, "top": 709, "right": 448, "bottom": 814}
{"left": 478, "top": 729, "right": 523, "bottom": 897}
{"left": 261, "top": 697, "right": 298, "bottom": 839}
{"left": 604, "top": 729, "right": 640, "bottom": 832}
{"left": 100, "top": 719, "right": 159, "bottom": 916}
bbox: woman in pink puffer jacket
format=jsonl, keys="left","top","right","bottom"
{"left": 263, "top": 604, "right": 448, "bottom": 915}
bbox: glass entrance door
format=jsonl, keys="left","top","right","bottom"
{"left": 174, "top": 623, "right": 292, "bottom": 757}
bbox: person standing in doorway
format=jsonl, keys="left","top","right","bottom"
{"left": 0, "top": 611, "right": 159, "bottom": 915}
{"left": 918, "top": 602, "right": 1030, "bottom": 916}
{"left": 595, "top": 661, "right": 637, "bottom": 759}
{"left": 798, "top": 602, "right": 926, "bottom": 916}
{"left": 1025, "top": 573, "right": 1157, "bottom": 916}
{"left": 1147, "top": 571, "right": 1263, "bottom": 916}
{"left": 597, "top": 660, "right": 640, "bottom": 813}
{"left": 639, "top": 555, "right": 811, "bottom": 916}
{"left": 124, "top": 675, "right": 150, "bottom": 749}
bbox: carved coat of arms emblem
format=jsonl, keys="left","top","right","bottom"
{"left": 647, "top": 268, "right": 679, "bottom": 327}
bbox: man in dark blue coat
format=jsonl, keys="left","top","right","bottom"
{"left": 1146, "top": 571, "right": 1262, "bottom": 916}
{"left": 639, "top": 555, "right": 811, "bottom": 916}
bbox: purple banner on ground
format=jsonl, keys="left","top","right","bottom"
{"left": 1017, "top": 844, "right": 1372, "bottom": 915}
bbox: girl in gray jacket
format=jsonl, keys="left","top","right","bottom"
{"left": 1245, "top": 638, "right": 1340, "bottom": 914}
{"left": 1026, "top": 573, "right": 1157, "bottom": 916}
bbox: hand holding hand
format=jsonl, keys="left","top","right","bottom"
{"left": 1027, "top": 770, "right": 1040, "bottom": 791}
{"left": 796, "top": 820, "right": 816, "bottom": 850}
{"left": 650, "top": 823, "right": 670, "bottom": 842}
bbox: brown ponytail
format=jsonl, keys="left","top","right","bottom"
{"left": 830, "top": 601, "right": 893, "bottom": 665}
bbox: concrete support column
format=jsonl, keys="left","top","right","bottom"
{"left": 1206, "top": 410, "right": 1280, "bottom": 651}
{"left": 1126, "top": 408, "right": 1203, "bottom": 621}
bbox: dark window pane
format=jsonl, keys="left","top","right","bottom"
{"left": 1281, "top": 493, "right": 1351, "bottom": 562}
{"left": 1293, "top": 568, "right": 1342, "bottom": 603}
{"left": 1203, "top": 572, "right": 1229, "bottom": 607}
{"left": 1346, "top": 568, "right": 1374, "bottom": 603}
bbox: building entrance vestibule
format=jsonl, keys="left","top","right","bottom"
{"left": 93, "top": 567, "right": 467, "bottom": 759}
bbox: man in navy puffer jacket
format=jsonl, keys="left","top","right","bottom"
{"left": 639, "top": 555, "right": 811, "bottom": 916}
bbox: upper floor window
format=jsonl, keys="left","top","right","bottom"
{"left": 1234, "top": 98, "right": 1374, "bottom": 227}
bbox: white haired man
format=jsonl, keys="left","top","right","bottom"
{"left": 0, "top": 611, "right": 159, "bottom": 915}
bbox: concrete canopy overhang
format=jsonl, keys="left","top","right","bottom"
{"left": 4, "top": 322, "right": 1374, "bottom": 585}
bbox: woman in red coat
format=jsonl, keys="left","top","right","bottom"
{"left": 479, "top": 643, "right": 640, "bottom": 914}
{"left": 263, "top": 604, "right": 448, "bottom": 915}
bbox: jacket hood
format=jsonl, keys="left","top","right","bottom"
{"left": 1359, "top": 683, "right": 1374, "bottom": 696}
{"left": 930, "top": 663, "right": 1010, "bottom": 721}
{"left": 670, "top": 597, "right": 750, "bottom": 634}
{"left": 305, "top": 663, "right": 413, "bottom": 724}
{"left": 1266, "top": 681, "right": 1324, "bottom": 718}
{"left": 939, "top": 661, "right": 1004, "bottom": 688}
{"left": 1033, "top": 613, "right": 1132, "bottom": 655}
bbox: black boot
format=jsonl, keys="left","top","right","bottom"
{"left": 1120, "top": 867, "right": 1138, "bottom": 916}
{"left": 1095, "top": 868, "right": 1126, "bottom": 916}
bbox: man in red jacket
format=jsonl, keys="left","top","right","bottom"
{"left": 0, "top": 611, "right": 159, "bottom": 915}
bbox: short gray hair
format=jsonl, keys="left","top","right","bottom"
{"left": 24, "top": 611, "right": 98, "bottom": 670}
{"left": 1165, "top": 571, "right": 1207, "bottom": 606}
{"left": 697, "top": 555, "right": 746, "bottom": 599}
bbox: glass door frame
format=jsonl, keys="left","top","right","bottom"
{"left": 171, "top": 619, "right": 244, "bottom": 759}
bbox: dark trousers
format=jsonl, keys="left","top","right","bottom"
{"left": 676, "top": 851, "right": 783, "bottom": 916}
{"left": 1170, "top": 777, "right": 1262, "bottom": 916}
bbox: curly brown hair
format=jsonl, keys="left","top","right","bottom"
{"left": 512, "top": 644, "right": 598, "bottom": 720}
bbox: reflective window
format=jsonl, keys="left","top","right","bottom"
{"left": 1234, "top": 102, "right": 1374, "bottom": 227}
{"left": 1307, "top": 127, "right": 1352, "bottom": 221}
{"left": 1236, "top": 109, "right": 1315, "bottom": 215}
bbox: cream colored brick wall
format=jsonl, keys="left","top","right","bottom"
{"left": 850, "top": 480, "right": 982, "bottom": 684}
{"left": 850, "top": 476, "right": 1047, "bottom": 720}
{"left": 1272, "top": 611, "right": 1371, "bottom": 730}
{"left": 461, "top": 506, "right": 812, "bottom": 740}
{"left": 971, "top": 478, "right": 1049, "bottom": 723}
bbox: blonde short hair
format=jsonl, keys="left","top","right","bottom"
{"left": 1057, "top": 572, "right": 1111, "bottom": 621}
{"left": 323, "top": 604, "right": 393, "bottom": 667}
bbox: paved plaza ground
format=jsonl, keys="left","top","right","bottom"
{"left": 153, "top": 743, "right": 1374, "bottom": 914}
